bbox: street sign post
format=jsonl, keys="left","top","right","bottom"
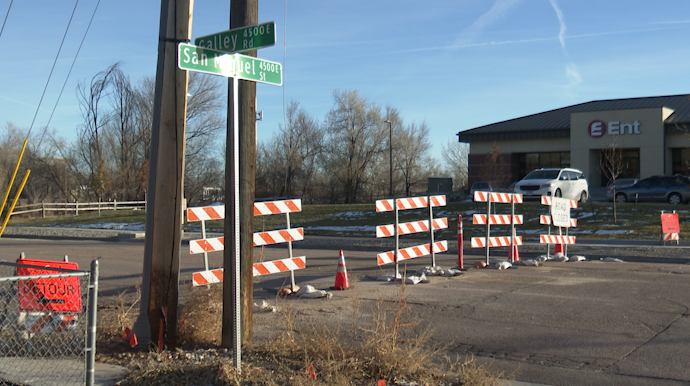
{"left": 178, "top": 43, "right": 282, "bottom": 86}
{"left": 194, "top": 21, "right": 275, "bottom": 54}
{"left": 178, "top": 32, "right": 282, "bottom": 373}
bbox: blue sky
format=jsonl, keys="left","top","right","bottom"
{"left": 1, "top": 0, "right": 690, "bottom": 159}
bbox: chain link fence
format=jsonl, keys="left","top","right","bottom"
{"left": 0, "top": 256, "right": 98, "bottom": 386}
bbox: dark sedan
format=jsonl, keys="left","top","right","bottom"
{"left": 614, "top": 175, "right": 690, "bottom": 205}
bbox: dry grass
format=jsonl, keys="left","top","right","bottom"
{"left": 142, "top": 282, "right": 511, "bottom": 386}
{"left": 97, "top": 287, "right": 140, "bottom": 340}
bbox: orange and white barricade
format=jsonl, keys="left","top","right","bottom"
{"left": 540, "top": 196, "right": 578, "bottom": 256}
{"left": 187, "top": 199, "right": 306, "bottom": 288}
{"left": 472, "top": 191, "right": 523, "bottom": 264}
{"left": 375, "top": 195, "right": 448, "bottom": 277}
{"left": 660, "top": 211, "right": 680, "bottom": 246}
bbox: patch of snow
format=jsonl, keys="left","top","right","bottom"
{"left": 59, "top": 222, "right": 145, "bottom": 231}
{"left": 594, "top": 229, "right": 631, "bottom": 235}
{"left": 308, "top": 225, "right": 374, "bottom": 232}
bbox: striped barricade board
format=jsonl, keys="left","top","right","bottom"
{"left": 473, "top": 214, "right": 523, "bottom": 225}
{"left": 471, "top": 236, "right": 523, "bottom": 248}
{"left": 663, "top": 232, "right": 679, "bottom": 241}
{"left": 189, "top": 236, "right": 225, "bottom": 254}
{"left": 253, "top": 199, "right": 302, "bottom": 216}
{"left": 189, "top": 228, "right": 305, "bottom": 254}
{"left": 474, "top": 192, "right": 523, "bottom": 203}
{"left": 540, "top": 215, "right": 577, "bottom": 227}
{"left": 541, "top": 196, "right": 578, "bottom": 208}
{"left": 376, "top": 218, "right": 448, "bottom": 238}
{"left": 192, "top": 256, "right": 307, "bottom": 286}
{"left": 24, "top": 312, "right": 78, "bottom": 334}
{"left": 187, "top": 199, "right": 302, "bottom": 222}
{"left": 377, "top": 241, "right": 448, "bottom": 265}
{"left": 192, "top": 269, "right": 224, "bottom": 286}
{"left": 539, "top": 235, "right": 576, "bottom": 244}
{"left": 376, "top": 195, "right": 446, "bottom": 213}
{"left": 253, "top": 256, "right": 307, "bottom": 276}
{"left": 254, "top": 228, "right": 304, "bottom": 246}
{"left": 187, "top": 205, "right": 224, "bottom": 222}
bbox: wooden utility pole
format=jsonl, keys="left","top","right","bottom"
{"left": 223, "top": 0, "right": 257, "bottom": 349}
{"left": 134, "top": 0, "right": 193, "bottom": 349}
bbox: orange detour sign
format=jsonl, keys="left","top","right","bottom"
{"left": 660, "top": 212, "right": 680, "bottom": 245}
{"left": 16, "top": 258, "right": 82, "bottom": 313}
{"left": 661, "top": 213, "right": 680, "bottom": 233}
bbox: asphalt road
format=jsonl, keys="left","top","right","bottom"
{"left": 1, "top": 235, "right": 690, "bottom": 386}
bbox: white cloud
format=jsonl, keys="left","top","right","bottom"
{"left": 548, "top": 0, "right": 567, "bottom": 52}
{"left": 454, "top": 0, "right": 523, "bottom": 47}
{"left": 566, "top": 62, "right": 582, "bottom": 85}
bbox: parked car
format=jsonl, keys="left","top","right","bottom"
{"left": 504, "top": 182, "right": 517, "bottom": 193}
{"left": 514, "top": 168, "right": 589, "bottom": 202}
{"left": 469, "top": 181, "right": 497, "bottom": 197}
{"left": 606, "top": 178, "right": 638, "bottom": 201}
{"left": 613, "top": 175, "right": 690, "bottom": 205}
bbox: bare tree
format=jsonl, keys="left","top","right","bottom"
{"left": 322, "top": 89, "right": 386, "bottom": 203}
{"left": 24, "top": 129, "right": 79, "bottom": 203}
{"left": 599, "top": 135, "right": 624, "bottom": 223}
{"left": 269, "top": 100, "right": 324, "bottom": 198}
{"left": 75, "top": 63, "right": 120, "bottom": 200}
{"left": 479, "top": 142, "right": 510, "bottom": 187}
{"left": 0, "top": 123, "right": 26, "bottom": 191}
{"left": 441, "top": 139, "right": 469, "bottom": 191}
{"left": 395, "top": 120, "right": 433, "bottom": 197}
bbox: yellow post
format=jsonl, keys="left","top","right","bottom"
{"left": 0, "top": 138, "right": 28, "bottom": 218}
{"left": 0, "top": 169, "right": 31, "bottom": 238}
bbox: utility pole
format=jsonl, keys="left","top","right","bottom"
{"left": 223, "top": 0, "right": 257, "bottom": 350}
{"left": 134, "top": 0, "right": 193, "bottom": 349}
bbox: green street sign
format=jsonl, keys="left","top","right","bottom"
{"left": 178, "top": 43, "right": 282, "bottom": 86}
{"left": 194, "top": 21, "right": 276, "bottom": 54}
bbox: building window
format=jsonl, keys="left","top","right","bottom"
{"left": 672, "top": 148, "right": 690, "bottom": 175}
{"left": 518, "top": 152, "right": 570, "bottom": 178}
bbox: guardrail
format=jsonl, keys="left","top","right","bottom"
{"left": 11, "top": 200, "right": 146, "bottom": 217}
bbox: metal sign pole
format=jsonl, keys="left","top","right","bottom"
{"left": 286, "top": 211, "right": 296, "bottom": 290}
{"left": 510, "top": 196, "right": 516, "bottom": 262}
{"left": 457, "top": 214, "right": 464, "bottom": 269}
{"left": 485, "top": 197, "right": 491, "bottom": 266}
{"left": 201, "top": 219, "right": 209, "bottom": 271}
{"left": 429, "top": 196, "right": 436, "bottom": 267}
{"left": 394, "top": 198, "right": 399, "bottom": 278}
{"left": 231, "top": 76, "right": 241, "bottom": 372}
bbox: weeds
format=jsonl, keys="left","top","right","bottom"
{"left": 103, "top": 281, "right": 510, "bottom": 385}
{"left": 97, "top": 287, "right": 140, "bottom": 340}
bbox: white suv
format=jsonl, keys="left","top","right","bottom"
{"left": 514, "top": 168, "right": 589, "bottom": 202}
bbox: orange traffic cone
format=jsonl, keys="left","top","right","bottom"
{"left": 554, "top": 243, "right": 564, "bottom": 255}
{"left": 333, "top": 250, "right": 350, "bottom": 290}
{"left": 509, "top": 244, "right": 520, "bottom": 262}
{"left": 509, "top": 229, "right": 520, "bottom": 262}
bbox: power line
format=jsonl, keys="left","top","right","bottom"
{"left": 27, "top": 0, "right": 80, "bottom": 138}
{"left": 41, "top": 0, "right": 102, "bottom": 144}
{"left": 0, "top": 0, "right": 14, "bottom": 41}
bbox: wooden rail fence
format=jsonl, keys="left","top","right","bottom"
{"left": 11, "top": 200, "right": 146, "bottom": 217}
